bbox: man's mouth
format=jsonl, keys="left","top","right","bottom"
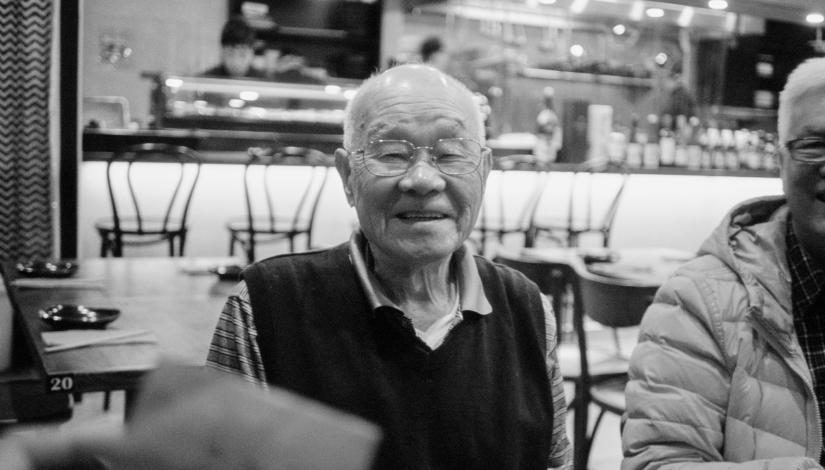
{"left": 396, "top": 211, "right": 449, "bottom": 221}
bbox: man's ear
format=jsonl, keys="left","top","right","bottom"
{"left": 334, "top": 148, "right": 355, "bottom": 207}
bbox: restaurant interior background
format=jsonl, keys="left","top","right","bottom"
{"left": 72, "top": 0, "right": 825, "bottom": 260}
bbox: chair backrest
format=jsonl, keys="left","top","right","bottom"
{"left": 491, "top": 252, "right": 576, "bottom": 341}
{"left": 527, "top": 158, "right": 630, "bottom": 248}
{"left": 475, "top": 155, "right": 547, "bottom": 253}
{"left": 105, "top": 143, "right": 202, "bottom": 234}
{"left": 243, "top": 145, "right": 332, "bottom": 237}
{"left": 569, "top": 260, "right": 657, "bottom": 378}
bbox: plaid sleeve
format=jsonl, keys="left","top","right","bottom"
{"left": 543, "top": 294, "right": 573, "bottom": 470}
{"left": 206, "top": 280, "right": 268, "bottom": 388}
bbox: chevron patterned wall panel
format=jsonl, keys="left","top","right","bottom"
{"left": 0, "top": 0, "right": 53, "bottom": 261}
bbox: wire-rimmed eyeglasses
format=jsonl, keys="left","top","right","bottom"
{"left": 347, "top": 138, "right": 488, "bottom": 177}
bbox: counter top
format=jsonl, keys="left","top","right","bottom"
{"left": 82, "top": 129, "right": 780, "bottom": 177}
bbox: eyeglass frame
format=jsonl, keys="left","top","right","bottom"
{"left": 782, "top": 136, "right": 825, "bottom": 164}
{"left": 346, "top": 137, "right": 491, "bottom": 177}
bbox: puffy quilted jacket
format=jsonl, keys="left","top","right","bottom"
{"left": 622, "top": 196, "right": 823, "bottom": 470}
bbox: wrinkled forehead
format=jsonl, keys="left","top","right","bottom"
{"left": 347, "top": 67, "right": 480, "bottom": 144}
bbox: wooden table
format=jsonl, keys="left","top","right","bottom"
{"left": 1, "top": 257, "right": 241, "bottom": 413}
{"left": 514, "top": 246, "right": 695, "bottom": 286}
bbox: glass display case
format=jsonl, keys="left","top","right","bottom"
{"left": 146, "top": 74, "right": 359, "bottom": 134}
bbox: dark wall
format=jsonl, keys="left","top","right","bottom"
{"left": 722, "top": 20, "right": 819, "bottom": 109}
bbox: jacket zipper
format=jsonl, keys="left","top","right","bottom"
{"left": 751, "top": 312, "right": 822, "bottom": 459}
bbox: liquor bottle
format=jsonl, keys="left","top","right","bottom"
{"left": 533, "top": 86, "right": 561, "bottom": 164}
{"left": 659, "top": 114, "right": 676, "bottom": 167}
{"left": 746, "top": 130, "right": 764, "bottom": 170}
{"left": 625, "top": 114, "right": 643, "bottom": 168}
{"left": 762, "top": 133, "right": 778, "bottom": 172}
{"left": 673, "top": 115, "right": 689, "bottom": 168}
{"left": 607, "top": 122, "right": 628, "bottom": 163}
{"left": 721, "top": 126, "right": 739, "bottom": 170}
{"left": 686, "top": 116, "right": 703, "bottom": 170}
{"left": 706, "top": 120, "right": 723, "bottom": 169}
{"left": 642, "top": 113, "right": 660, "bottom": 169}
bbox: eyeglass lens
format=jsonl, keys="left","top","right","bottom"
{"left": 363, "top": 139, "right": 482, "bottom": 176}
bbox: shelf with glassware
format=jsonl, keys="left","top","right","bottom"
{"left": 144, "top": 73, "right": 359, "bottom": 135}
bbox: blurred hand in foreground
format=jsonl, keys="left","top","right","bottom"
{"left": 0, "top": 364, "right": 380, "bottom": 470}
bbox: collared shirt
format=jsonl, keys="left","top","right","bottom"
{"left": 787, "top": 218, "right": 825, "bottom": 465}
{"left": 207, "top": 234, "right": 572, "bottom": 469}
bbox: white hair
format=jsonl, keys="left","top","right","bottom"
{"left": 778, "top": 57, "right": 825, "bottom": 143}
{"left": 341, "top": 66, "right": 485, "bottom": 150}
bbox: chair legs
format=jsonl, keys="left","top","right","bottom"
{"left": 572, "top": 384, "right": 591, "bottom": 470}
{"left": 99, "top": 233, "right": 124, "bottom": 258}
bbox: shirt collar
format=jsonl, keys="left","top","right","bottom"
{"left": 786, "top": 218, "right": 825, "bottom": 315}
{"left": 348, "top": 231, "right": 492, "bottom": 316}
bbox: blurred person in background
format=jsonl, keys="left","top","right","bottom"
{"left": 623, "top": 57, "right": 825, "bottom": 469}
{"left": 419, "top": 35, "right": 449, "bottom": 71}
{"left": 207, "top": 64, "right": 572, "bottom": 470}
{"left": 201, "top": 16, "right": 265, "bottom": 79}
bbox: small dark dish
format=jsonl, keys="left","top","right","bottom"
{"left": 578, "top": 249, "right": 619, "bottom": 264}
{"left": 39, "top": 304, "right": 120, "bottom": 330}
{"left": 16, "top": 260, "right": 78, "bottom": 278}
{"left": 209, "top": 264, "right": 244, "bottom": 282}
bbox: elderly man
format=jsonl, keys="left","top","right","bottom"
{"left": 207, "top": 64, "right": 571, "bottom": 469}
{"left": 623, "top": 58, "right": 825, "bottom": 468}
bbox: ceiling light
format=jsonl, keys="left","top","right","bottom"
{"left": 629, "top": 1, "right": 644, "bottom": 21}
{"left": 570, "top": 0, "right": 588, "bottom": 14}
{"left": 677, "top": 6, "right": 694, "bottom": 27}
{"left": 807, "top": 12, "right": 825, "bottom": 24}
{"left": 613, "top": 23, "right": 627, "bottom": 35}
{"left": 655, "top": 52, "right": 669, "bottom": 65}
{"left": 708, "top": 0, "right": 728, "bottom": 10}
{"left": 570, "top": 44, "right": 585, "bottom": 57}
{"left": 646, "top": 7, "right": 664, "bottom": 18}
{"left": 537, "top": 0, "right": 557, "bottom": 4}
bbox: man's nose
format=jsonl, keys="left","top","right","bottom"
{"left": 398, "top": 158, "right": 446, "bottom": 194}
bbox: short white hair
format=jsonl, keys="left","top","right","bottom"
{"left": 778, "top": 57, "right": 825, "bottom": 143}
{"left": 341, "top": 66, "right": 484, "bottom": 150}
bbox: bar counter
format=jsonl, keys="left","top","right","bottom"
{"left": 84, "top": 129, "right": 780, "bottom": 178}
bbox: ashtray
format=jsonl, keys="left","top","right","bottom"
{"left": 16, "top": 260, "right": 78, "bottom": 278}
{"left": 209, "top": 264, "right": 243, "bottom": 282}
{"left": 39, "top": 304, "right": 120, "bottom": 330}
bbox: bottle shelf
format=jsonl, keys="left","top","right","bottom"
{"left": 521, "top": 67, "right": 655, "bottom": 88}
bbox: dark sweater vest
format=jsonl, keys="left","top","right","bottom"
{"left": 244, "top": 243, "right": 553, "bottom": 470}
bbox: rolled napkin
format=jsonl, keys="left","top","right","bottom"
{"left": 42, "top": 329, "right": 156, "bottom": 353}
{"left": 11, "top": 278, "right": 105, "bottom": 289}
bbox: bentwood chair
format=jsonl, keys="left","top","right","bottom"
{"left": 95, "top": 143, "right": 202, "bottom": 257}
{"left": 567, "top": 259, "right": 657, "bottom": 470}
{"left": 526, "top": 159, "right": 630, "bottom": 249}
{"left": 226, "top": 146, "right": 331, "bottom": 264}
{"left": 491, "top": 253, "right": 572, "bottom": 342}
{"left": 473, "top": 154, "right": 547, "bottom": 256}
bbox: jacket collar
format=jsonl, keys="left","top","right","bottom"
{"left": 698, "top": 196, "right": 794, "bottom": 341}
